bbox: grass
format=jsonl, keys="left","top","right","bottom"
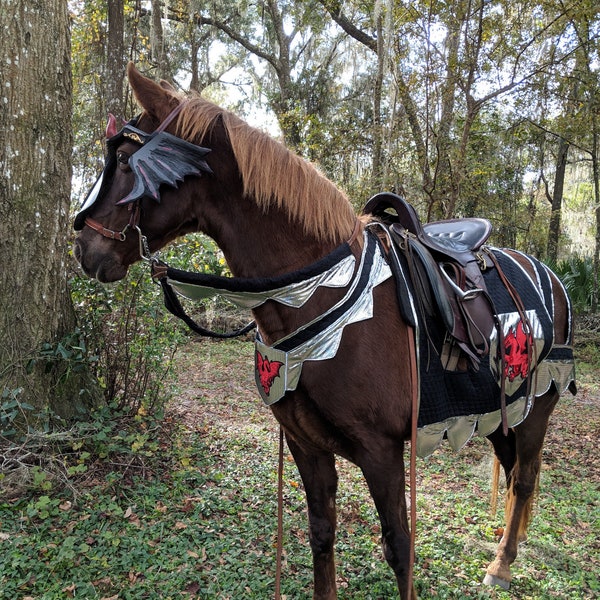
{"left": 0, "top": 338, "right": 598, "bottom": 599}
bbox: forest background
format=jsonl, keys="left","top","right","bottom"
{"left": 0, "top": 1, "right": 599, "bottom": 597}
{"left": 71, "top": 0, "right": 600, "bottom": 267}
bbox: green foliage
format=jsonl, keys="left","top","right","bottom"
{"left": 26, "top": 328, "right": 98, "bottom": 387}
{"left": 554, "top": 255, "right": 596, "bottom": 313}
{"left": 1, "top": 339, "right": 597, "bottom": 598}
{"left": 0, "top": 387, "right": 30, "bottom": 438}
{"left": 163, "top": 232, "right": 229, "bottom": 276}
{"left": 69, "top": 261, "right": 184, "bottom": 417}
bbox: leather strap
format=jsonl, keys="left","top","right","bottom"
{"left": 347, "top": 217, "right": 362, "bottom": 247}
{"left": 155, "top": 100, "right": 189, "bottom": 133}
{"left": 84, "top": 201, "right": 140, "bottom": 242}
{"left": 407, "top": 324, "right": 418, "bottom": 598}
{"left": 84, "top": 217, "right": 127, "bottom": 241}
{"left": 275, "top": 426, "right": 284, "bottom": 599}
{"left": 483, "top": 248, "right": 536, "bottom": 435}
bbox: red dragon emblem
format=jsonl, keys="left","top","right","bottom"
{"left": 503, "top": 321, "right": 532, "bottom": 382}
{"left": 256, "top": 350, "right": 284, "bottom": 396}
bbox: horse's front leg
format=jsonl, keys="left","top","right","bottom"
{"left": 286, "top": 436, "right": 338, "bottom": 600}
{"left": 360, "top": 449, "right": 417, "bottom": 600}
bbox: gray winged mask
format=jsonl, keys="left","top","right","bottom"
{"left": 74, "top": 116, "right": 212, "bottom": 230}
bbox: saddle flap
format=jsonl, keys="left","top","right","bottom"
{"left": 389, "top": 223, "right": 496, "bottom": 370}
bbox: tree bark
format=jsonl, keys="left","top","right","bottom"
{"left": 371, "top": 11, "right": 384, "bottom": 190}
{"left": 151, "top": 0, "right": 171, "bottom": 81}
{"left": 546, "top": 137, "right": 569, "bottom": 263}
{"left": 0, "top": 0, "right": 97, "bottom": 430}
{"left": 106, "top": 0, "right": 125, "bottom": 118}
{"left": 591, "top": 115, "right": 600, "bottom": 312}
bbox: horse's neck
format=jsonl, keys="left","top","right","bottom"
{"left": 208, "top": 196, "right": 346, "bottom": 280}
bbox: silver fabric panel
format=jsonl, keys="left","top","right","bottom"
{"left": 488, "top": 309, "right": 546, "bottom": 397}
{"left": 416, "top": 356, "right": 575, "bottom": 457}
{"left": 531, "top": 357, "right": 576, "bottom": 398}
{"left": 80, "top": 173, "right": 104, "bottom": 212}
{"left": 167, "top": 253, "right": 357, "bottom": 309}
{"left": 255, "top": 231, "right": 392, "bottom": 404}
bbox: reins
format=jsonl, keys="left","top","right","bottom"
{"left": 275, "top": 427, "right": 285, "bottom": 599}
{"left": 153, "top": 260, "right": 257, "bottom": 339}
{"left": 149, "top": 222, "right": 362, "bottom": 340}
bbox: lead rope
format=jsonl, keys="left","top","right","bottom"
{"left": 273, "top": 221, "right": 360, "bottom": 600}
{"left": 275, "top": 426, "right": 285, "bottom": 599}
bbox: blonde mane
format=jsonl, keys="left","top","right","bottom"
{"left": 174, "top": 96, "right": 356, "bottom": 243}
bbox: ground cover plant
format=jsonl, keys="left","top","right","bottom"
{"left": 1, "top": 333, "right": 598, "bottom": 599}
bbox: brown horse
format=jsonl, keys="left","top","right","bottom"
{"left": 73, "top": 63, "right": 575, "bottom": 599}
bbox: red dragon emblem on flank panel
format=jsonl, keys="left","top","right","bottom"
{"left": 256, "top": 350, "right": 284, "bottom": 396}
{"left": 503, "top": 320, "right": 533, "bottom": 382}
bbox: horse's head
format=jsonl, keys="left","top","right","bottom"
{"left": 73, "top": 64, "right": 215, "bottom": 282}
{"left": 74, "top": 64, "right": 356, "bottom": 282}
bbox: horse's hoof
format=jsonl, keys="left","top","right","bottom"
{"left": 483, "top": 573, "right": 511, "bottom": 590}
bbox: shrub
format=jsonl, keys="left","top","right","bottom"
{"left": 555, "top": 255, "right": 596, "bottom": 314}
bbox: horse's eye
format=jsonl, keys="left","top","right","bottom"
{"left": 116, "top": 151, "right": 130, "bottom": 166}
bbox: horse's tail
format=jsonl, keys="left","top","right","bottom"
{"left": 491, "top": 454, "right": 542, "bottom": 539}
{"left": 490, "top": 456, "right": 501, "bottom": 517}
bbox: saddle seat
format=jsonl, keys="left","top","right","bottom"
{"left": 363, "top": 192, "right": 496, "bottom": 370}
{"left": 363, "top": 192, "right": 492, "bottom": 264}
{"left": 422, "top": 219, "right": 492, "bottom": 261}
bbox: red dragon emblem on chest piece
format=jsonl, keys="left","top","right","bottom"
{"left": 503, "top": 321, "right": 533, "bottom": 382}
{"left": 256, "top": 350, "right": 284, "bottom": 396}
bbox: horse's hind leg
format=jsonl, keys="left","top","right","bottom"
{"left": 360, "top": 448, "right": 417, "bottom": 600}
{"left": 484, "top": 388, "right": 560, "bottom": 589}
{"left": 285, "top": 436, "right": 338, "bottom": 600}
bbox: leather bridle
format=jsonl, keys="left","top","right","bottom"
{"left": 84, "top": 200, "right": 141, "bottom": 243}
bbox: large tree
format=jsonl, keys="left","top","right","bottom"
{"left": 0, "top": 0, "right": 96, "bottom": 432}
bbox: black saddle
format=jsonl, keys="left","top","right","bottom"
{"left": 363, "top": 192, "right": 496, "bottom": 370}
{"left": 363, "top": 192, "right": 492, "bottom": 263}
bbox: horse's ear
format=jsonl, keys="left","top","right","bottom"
{"left": 159, "top": 80, "right": 177, "bottom": 92}
{"left": 126, "top": 62, "right": 178, "bottom": 122}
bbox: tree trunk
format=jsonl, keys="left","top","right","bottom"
{"left": 591, "top": 115, "right": 600, "bottom": 312}
{"left": 547, "top": 137, "right": 569, "bottom": 263}
{"left": 106, "top": 0, "right": 125, "bottom": 118}
{"left": 371, "top": 11, "right": 384, "bottom": 190}
{"left": 151, "top": 0, "right": 171, "bottom": 81}
{"left": 0, "top": 0, "right": 98, "bottom": 432}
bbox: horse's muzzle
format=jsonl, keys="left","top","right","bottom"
{"left": 72, "top": 237, "right": 129, "bottom": 283}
